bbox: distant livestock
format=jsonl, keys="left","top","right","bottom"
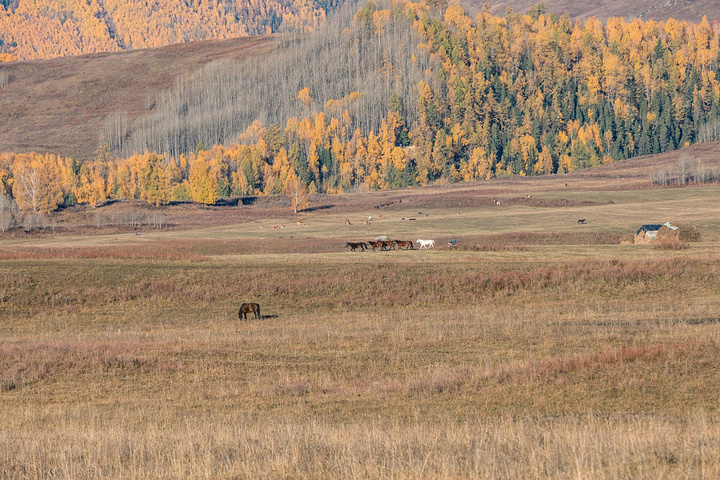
{"left": 239, "top": 303, "right": 261, "bottom": 320}
{"left": 346, "top": 241, "right": 367, "bottom": 252}
{"left": 367, "top": 241, "right": 384, "bottom": 251}
{"left": 417, "top": 239, "right": 435, "bottom": 249}
{"left": 395, "top": 240, "right": 414, "bottom": 250}
{"left": 348, "top": 240, "right": 419, "bottom": 252}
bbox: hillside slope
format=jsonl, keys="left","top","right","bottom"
{"left": 2, "top": 1, "right": 720, "bottom": 210}
{"left": 471, "top": 0, "right": 720, "bottom": 22}
{"left": 0, "top": 0, "right": 334, "bottom": 61}
{"left": 0, "top": 36, "right": 276, "bottom": 160}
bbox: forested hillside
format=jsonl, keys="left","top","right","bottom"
{"left": 1, "top": 0, "right": 720, "bottom": 217}
{"left": 474, "top": 0, "right": 720, "bottom": 23}
{"left": 115, "top": 2, "right": 720, "bottom": 187}
{"left": 0, "top": 0, "right": 338, "bottom": 60}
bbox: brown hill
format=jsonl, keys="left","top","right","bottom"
{"left": 471, "top": 0, "right": 720, "bottom": 22}
{"left": 0, "top": 36, "right": 276, "bottom": 160}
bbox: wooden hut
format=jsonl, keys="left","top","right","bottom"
{"left": 634, "top": 224, "right": 662, "bottom": 244}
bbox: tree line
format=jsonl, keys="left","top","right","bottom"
{"left": 113, "top": 1, "right": 720, "bottom": 188}
{"left": 2, "top": 1, "right": 720, "bottom": 216}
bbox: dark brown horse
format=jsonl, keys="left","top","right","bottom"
{"left": 239, "top": 302, "right": 261, "bottom": 320}
{"left": 395, "top": 240, "right": 414, "bottom": 250}
{"left": 345, "top": 241, "right": 367, "bottom": 252}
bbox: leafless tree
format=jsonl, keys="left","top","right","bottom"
{"left": 677, "top": 153, "right": 692, "bottom": 185}
{"left": 14, "top": 166, "right": 41, "bottom": 212}
{"left": 115, "top": 0, "right": 434, "bottom": 159}
{"left": 0, "top": 194, "right": 19, "bottom": 232}
{"left": 698, "top": 117, "right": 720, "bottom": 143}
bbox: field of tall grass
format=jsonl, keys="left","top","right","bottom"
{"left": 1, "top": 178, "right": 719, "bottom": 478}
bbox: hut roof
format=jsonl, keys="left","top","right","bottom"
{"left": 636, "top": 224, "right": 663, "bottom": 235}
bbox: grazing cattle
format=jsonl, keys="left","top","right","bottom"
{"left": 239, "top": 303, "right": 261, "bottom": 320}
{"left": 345, "top": 219, "right": 352, "bottom": 225}
{"left": 367, "top": 241, "right": 383, "bottom": 251}
{"left": 395, "top": 240, "right": 414, "bottom": 250}
{"left": 577, "top": 219, "right": 586, "bottom": 224}
{"left": 346, "top": 242, "right": 367, "bottom": 252}
{"left": 296, "top": 221, "right": 305, "bottom": 226}
{"left": 417, "top": 239, "right": 435, "bottom": 249}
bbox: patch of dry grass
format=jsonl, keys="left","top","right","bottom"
{"left": 1, "top": 247, "right": 719, "bottom": 477}
{"left": 1, "top": 176, "right": 719, "bottom": 477}
{"left": 2, "top": 410, "right": 719, "bottom": 479}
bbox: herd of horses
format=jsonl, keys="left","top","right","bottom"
{"left": 345, "top": 239, "right": 435, "bottom": 252}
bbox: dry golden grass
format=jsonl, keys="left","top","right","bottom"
{"left": 1, "top": 168, "right": 720, "bottom": 478}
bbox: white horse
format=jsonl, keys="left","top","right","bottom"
{"left": 417, "top": 239, "right": 435, "bottom": 249}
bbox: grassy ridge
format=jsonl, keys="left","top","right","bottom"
{"left": 2, "top": 254, "right": 717, "bottom": 324}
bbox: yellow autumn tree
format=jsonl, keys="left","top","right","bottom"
{"left": 142, "top": 153, "right": 171, "bottom": 206}
{"left": 188, "top": 156, "right": 218, "bottom": 204}
{"left": 283, "top": 167, "right": 309, "bottom": 213}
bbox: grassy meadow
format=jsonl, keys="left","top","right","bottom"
{"left": 1, "top": 168, "right": 720, "bottom": 478}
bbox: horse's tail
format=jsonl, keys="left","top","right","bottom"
{"left": 256, "top": 304, "right": 261, "bottom": 319}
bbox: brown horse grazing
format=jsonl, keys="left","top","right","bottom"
{"left": 395, "top": 240, "right": 414, "bottom": 250}
{"left": 239, "top": 302, "right": 261, "bottom": 320}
